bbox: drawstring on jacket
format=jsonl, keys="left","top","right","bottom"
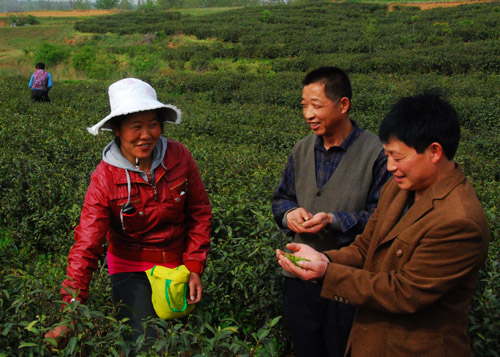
{"left": 120, "top": 165, "right": 159, "bottom": 232}
{"left": 120, "top": 169, "right": 134, "bottom": 232}
{"left": 115, "top": 138, "right": 168, "bottom": 232}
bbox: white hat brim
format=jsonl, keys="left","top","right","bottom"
{"left": 87, "top": 97, "right": 181, "bottom": 136}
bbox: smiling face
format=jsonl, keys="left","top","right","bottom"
{"left": 301, "top": 82, "right": 349, "bottom": 140}
{"left": 383, "top": 138, "right": 439, "bottom": 196}
{"left": 113, "top": 110, "right": 162, "bottom": 165}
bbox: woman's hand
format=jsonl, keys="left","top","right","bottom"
{"left": 44, "top": 322, "right": 72, "bottom": 351}
{"left": 187, "top": 272, "right": 202, "bottom": 304}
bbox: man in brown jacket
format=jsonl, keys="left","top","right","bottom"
{"left": 277, "top": 90, "right": 490, "bottom": 356}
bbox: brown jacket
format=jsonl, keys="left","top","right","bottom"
{"left": 321, "top": 165, "right": 490, "bottom": 356}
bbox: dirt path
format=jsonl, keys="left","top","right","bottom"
{"left": 0, "top": 9, "right": 118, "bottom": 18}
{"left": 388, "top": 0, "right": 496, "bottom": 11}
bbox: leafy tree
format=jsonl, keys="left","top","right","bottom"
{"left": 75, "top": 0, "right": 92, "bottom": 10}
{"left": 156, "top": 0, "right": 172, "bottom": 10}
{"left": 118, "top": 0, "right": 133, "bottom": 10}
{"left": 95, "top": 0, "right": 119, "bottom": 9}
{"left": 35, "top": 41, "right": 69, "bottom": 65}
{"left": 9, "top": 14, "right": 39, "bottom": 26}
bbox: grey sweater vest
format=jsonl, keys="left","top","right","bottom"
{"left": 292, "top": 131, "right": 382, "bottom": 252}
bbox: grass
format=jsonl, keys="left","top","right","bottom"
{"left": 0, "top": 21, "right": 73, "bottom": 45}
{"left": 346, "top": 0, "right": 486, "bottom": 3}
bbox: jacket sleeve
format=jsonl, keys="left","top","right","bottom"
{"left": 47, "top": 73, "right": 53, "bottom": 89}
{"left": 324, "top": 204, "right": 379, "bottom": 269}
{"left": 271, "top": 154, "right": 298, "bottom": 236}
{"left": 321, "top": 216, "right": 486, "bottom": 314}
{"left": 61, "top": 169, "right": 110, "bottom": 304}
{"left": 182, "top": 149, "right": 211, "bottom": 274}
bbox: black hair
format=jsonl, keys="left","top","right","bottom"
{"left": 378, "top": 89, "right": 460, "bottom": 160}
{"left": 36, "top": 62, "right": 45, "bottom": 69}
{"left": 302, "top": 66, "right": 352, "bottom": 103}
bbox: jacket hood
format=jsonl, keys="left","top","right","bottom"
{"left": 102, "top": 136, "right": 167, "bottom": 178}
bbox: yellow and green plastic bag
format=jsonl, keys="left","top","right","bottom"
{"left": 146, "top": 265, "right": 195, "bottom": 320}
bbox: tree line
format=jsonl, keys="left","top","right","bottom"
{"left": 0, "top": 0, "right": 293, "bottom": 12}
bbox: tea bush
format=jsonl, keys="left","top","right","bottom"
{"left": 2, "top": 68, "right": 499, "bottom": 356}
{"left": 10, "top": 14, "right": 39, "bottom": 26}
{"left": 74, "top": 10, "right": 182, "bottom": 34}
{"left": 36, "top": 2, "right": 498, "bottom": 82}
{"left": 71, "top": 2, "right": 499, "bottom": 77}
{"left": 34, "top": 42, "right": 70, "bottom": 66}
{"left": 1, "top": 2, "right": 499, "bottom": 355}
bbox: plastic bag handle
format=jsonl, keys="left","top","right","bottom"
{"left": 150, "top": 265, "right": 189, "bottom": 282}
{"left": 165, "top": 279, "right": 188, "bottom": 312}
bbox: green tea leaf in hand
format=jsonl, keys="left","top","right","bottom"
{"left": 284, "top": 253, "right": 310, "bottom": 268}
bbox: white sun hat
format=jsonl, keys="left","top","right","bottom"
{"left": 87, "top": 78, "right": 181, "bottom": 135}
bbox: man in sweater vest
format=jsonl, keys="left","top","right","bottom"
{"left": 276, "top": 91, "right": 490, "bottom": 356}
{"left": 272, "top": 66, "right": 391, "bottom": 356}
{"left": 29, "top": 62, "right": 53, "bottom": 102}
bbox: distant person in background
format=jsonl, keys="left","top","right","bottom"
{"left": 272, "top": 66, "right": 391, "bottom": 356}
{"left": 29, "top": 62, "right": 52, "bottom": 102}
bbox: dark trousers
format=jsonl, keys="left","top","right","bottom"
{"left": 110, "top": 271, "right": 158, "bottom": 342}
{"left": 31, "top": 90, "right": 50, "bottom": 102}
{"left": 283, "top": 277, "right": 356, "bottom": 357}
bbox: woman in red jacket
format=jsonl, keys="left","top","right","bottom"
{"left": 46, "top": 78, "right": 211, "bottom": 346}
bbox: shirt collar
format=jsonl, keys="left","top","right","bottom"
{"left": 314, "top": 120, "right": 362, "bottom": 152}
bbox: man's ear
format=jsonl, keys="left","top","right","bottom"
{"left": 339, "top": 97, "right": 350, "bottom": 114}
{"left": 429, "top": 142, "right": 444, "bottom": 164}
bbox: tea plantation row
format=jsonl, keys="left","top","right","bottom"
{"left": 28, "top": 2, "right": 500, "bottom": 80}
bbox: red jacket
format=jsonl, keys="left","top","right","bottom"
{"left": 62, "top": 140, "right": 211, "bottom": 303}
